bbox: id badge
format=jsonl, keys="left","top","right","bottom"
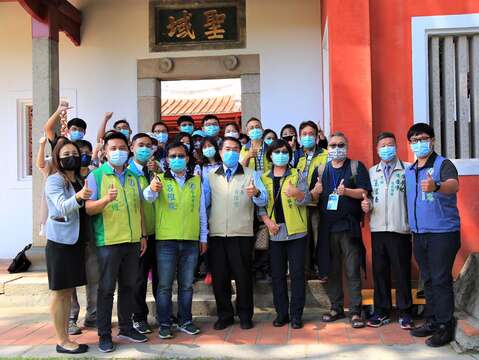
{"left": 327, "top": 193, "right": 339, "bottom": 211}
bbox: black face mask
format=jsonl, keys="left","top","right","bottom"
{"left": 60, "top": 156, "right": 81, "bottom": 170}
{"left": 81, "top": 154, "right": 92, "bottom": 167}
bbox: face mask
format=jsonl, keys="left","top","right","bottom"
{"left": 70, "top": 130, "right": 84, "bottom": 142}
{"left": 119, "top": 129, "right": 130, "bottom": 138}
{"left": 180, "top": 125, "right": 194, "bottom": 134}
{"left": 328, "top": 147, "right": 347, "bottom": 161}
{"left": 109, "top": 150, "right": 129, "bottom": 167}
{"left": 155, "top": 132, "right": 168, "bottom": 144}
{"left": 301, "top": 135, "right": 315, "bottom": 149}
{"left": 204, "top": 125, "right": 220, "bottom": 137}
{"left": 80, "top": 154, "right": 92, "bottom": 167}
{"left": 378, "top": 145, "right": 397, "bottom": 162}
{"left": 194, "top": 141, "right": 202, "bottom": 150}
{"left": 202, "top": 146, "right": 216, "bottom": 158}
{"left": 225, "top": 131, "right": 239, "bottom": 139}
{"left": 184, "top": 143, "right": 191, "bottom": 151}
{"left": 222, "top": 150, "right": 240, "bottom": 168}
{"left": 60, "top": 155, "right": 81, "bottom": 170}
{"left": 169, "top": 157, "right": 187, "bottom": 173}
{"left": 135, "top": 146, "right": 152, "bottom": 163}
{"left": 264, "top": 138, "right": 274, "bottom": 146}
{"left": 249, "top": 128, "right": 263, "bottom": 141}
{"left": 152, "top": 145, "right": 158, "bottom": 153}
{"left": 271, "top": 152, "right": 290, "bottom": 167}
{"left": 410, "top": 140, "right": 431, "bottom": 158}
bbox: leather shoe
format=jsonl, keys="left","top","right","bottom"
{"left": 214, "top": 318, "right": 234, "bottom": 330}
{"left": 291, "top": 318, "right": 303, "bottom": 329}
{"left": 273, "top": 316, "right": 290, "bottom": 327}
{"left": 240, "top": 320, "right": 254, "bottom": 330}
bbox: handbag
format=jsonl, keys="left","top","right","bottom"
{"left": 254, "top": 178, "right": 286, "bottom": 250}
{"left": 8, "top": 244, "right": 32, "bottom": 274}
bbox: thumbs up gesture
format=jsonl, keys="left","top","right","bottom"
{"left": 147, "top": 158, "right": 158, "bottom": 173}
{"left": 421, "top": 172, "right": 436, "bottom": 193}
{"left": 150, "top": 175, "right": 163, "bottom": 193}
{"left": 337, "top": 179, "right": 346, "bottom": 196}
{"left": 245, "top": 179, "right": 258, "bottom": 198}
{"left": 77, "top": 179, "right": 92, "bottom": 201}
{"left": 361, "top": 193, "right": 370, "bottom": 213}
{"left": 104, "top": 183, "right": 118, "bottom": 202}
{"left": 311, "top": 177, "right": 323, "bottom": 197}
{"left": 284, "top": 179, "right": 299, "bottom": 198}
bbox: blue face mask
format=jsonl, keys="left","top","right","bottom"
{"left": 264, "top": 138, "right": 274, "bottom": 146}
{"left": 109, "top": 150, "right": 129, "bottom": 167}
{"left": 70, "top": 130, "right": 85, "bottom": 142}
{"left": 119, "top": 129, "right": 130, "bottom": 139}
{"left": 378, "top": 145, "right": 397, "bottom": 162}
{"left": 223, "top": 150, "right": 240, "bottom": 168}
{"left": 155, "top": 132, "right": 168, "bottom": 144}
{"left": 272, "top": 152, "right": 290, "bottom": 167}
{"left": 180, "top": 125, "right": 194, "bottom": 134}
{"left": 249, "top": 128, "right": 263, "bottom": 141}
{"left": 301, "top": 135, "right": 315, "bottom": 149}
{"left": 169, "top": 157, "right": 187, "bottom": 173}
{"left": 184, "top": 143, "right": 190, "bottom": 151}
{"left": 135, "top": 146, "right": 153, "bottom": 163}
{"left": 204, "top": 125, "right": 220, "bottom": 137}
{"left": 202, "top": 146, "right": 216, "bottom": 158}
{"left": 411, "top": 140, "right": 431, "bottom": 158}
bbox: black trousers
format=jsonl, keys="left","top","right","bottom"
{"left": 208, "top": 236, "right": 254, "bottom": 322}
{"left": 413, "top": 231, "right": 460, "bottom": 325}
{"left": 97, "top": 243, "right": 139, "bottom": 336}
{"left": 132, "top": 236, "right": 158, "bottom": 322}
{"left": 269, "top": 237, "right": 306, "bottom": 320}
{"left": 371, "top": 232, "right": 412, "bottom": 315}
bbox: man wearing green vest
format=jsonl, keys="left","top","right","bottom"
{"left": 296, "top": 121, "right": 328, "bottom": 275}
{"left": 127, "top": 133, "right": 157, "bottom": 335}
{"left": 143, "top": 141, "right": 208, "bottom": 340}
{"left": 86, "top": 131, "right": 148, "bottom": 353}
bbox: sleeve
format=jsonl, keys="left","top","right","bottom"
{"left": 309, "top": 167, "right": 319, "bottom": 191}
{"left": 199, "top": 187, "right": 209, "bottom": 243}
{"left": 143, "top": 185, "right": 159, "bottom": 202}
{"left": 355, "top": 161, "right": 372, "bottom": 193}
{"left": 45, "top": 175, "right": 81, "bottom": 216}
{"left": 202, "top": 173, "right": 211, "bottom": 209}
{"left": 295, "top": 173, "right": 312, "bottom": 206}
{"left": 439, "top": 159, "right": 459, "bottom": 181}
{"left": 252, "top": 171, "right": 268, "bottom": 207}
{"left": 137, "top": 178, "right": 144, "bottom": 201}
{"left": 86, "top": 172, "right": 99, "bottom": 201}
{"left": 257, "top": 206, "right": 268, "bottom": 217}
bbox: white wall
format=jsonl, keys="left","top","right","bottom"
{"left": 0, "top": 0, "right": 322, "bottom": 258}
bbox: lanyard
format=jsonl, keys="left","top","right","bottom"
{"left": 328, "top": 162, "right": 344, "bottom": 191}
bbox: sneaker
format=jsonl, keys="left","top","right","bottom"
{"left": 117, "top": 329, "right": 148, "bottom": 343}
{"left": 133, "top": 320, "right": 152, "bottom": 334}
{"left": 367, "top": 313, "right": 390, "bottom": 328}
{"left": 98, "top": 334, "right": 115, "bottom": 353}
{"left": 410, "top": 319, "right": 437, "bottom": 337}
{"left": 426, "top": 323, "right": 454, "bottom": 347}
{"left": 171, "top": 315, "right": 179, "bottom": 328}
{"left": 159, "top": 326, "right": 173, "bottom": 339}
{"left": 178, "top": 322, "right": 201, "bottom": 335}
{"left": 68, "top": 320, "right": 82, "bottom": 335}
{"left": 399, "top": 314, "right": 415, "bottom": 330}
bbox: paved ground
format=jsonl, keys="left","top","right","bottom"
{"left": 0, "top": 307, "right": 476, "bottom": 359}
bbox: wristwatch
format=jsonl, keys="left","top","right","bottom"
{"left": 433, "top": 181, "right": 441, "bottom": 192}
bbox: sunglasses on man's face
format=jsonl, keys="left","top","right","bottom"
{"left": 328, "top": 143, "right": 346, "bottom": 149}
{"left": 168, "top": 154, "right": 186, "bottom": 159}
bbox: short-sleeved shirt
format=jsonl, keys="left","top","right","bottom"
{"left": 417, "top": 152, "right": 458, "bottom": 181}
{"left": 310, "top": 159, "right": 372, "bottom": 235}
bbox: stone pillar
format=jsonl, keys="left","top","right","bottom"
{"left": 29, "top": 19, "right": 60, "bottom": 271}
{"left": 240, "top": 74, "right": 261, "bottom": 131}
{"left": 138, "top": 78, "right": 161, "bottom": 132}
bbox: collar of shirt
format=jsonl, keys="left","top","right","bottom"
{"left": 106, "top": 162, "right": 127, "bottom": 177}
{"left": 380, "top": 159, "right": 396, "bottom": 172}
{"left": 223, "top": 164, "right": 238, "bottom": 177}
{"left": 410, "top": 151, "right": 437, "bottom": 171}
{"left": 172, "top": 171, "right": 187, "bottom": 187}
{"left": 133, "top": 160, "right": 145, "bottom": 175}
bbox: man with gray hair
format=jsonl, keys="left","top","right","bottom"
{"left": 310, "top": 132, "right": 372, "bottom": 329}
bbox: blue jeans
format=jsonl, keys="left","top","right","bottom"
{"left": 156, "top": 240, "right": 199, "bottom": 327}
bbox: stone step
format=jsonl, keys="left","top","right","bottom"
{"left": 453, "top": 315, "right": 479, "bottom": 353}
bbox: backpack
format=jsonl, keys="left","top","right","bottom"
{"left": 315, "top": 159, "right": 359, "bottom": 184}
{"left": 8, "top": 244, "right": 32, "bottom": 274}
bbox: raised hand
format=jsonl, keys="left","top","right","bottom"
{"left": 104, "top": 112, "right": 114, "bottom": 122}
{"left": 105, "top": 183, "right": 118, "bottom": 202}
{"left": 77, "top": 179, "right": 92, "bottom": 200}
{"left": 421, "top": 172, "right": 436, "bottom": 193}
{"left": 311, "top": 177, "right": 323, "bottom": 196}
{"left": 56, "top": 101, "right": 72, "bottom": 114}
{"left": 245, "top": 179, "right": 258, "bottom": 198}
{"left": 150, "top": 175, "right": 163, "bottom": 193}
{"left": 39, "top": 136, "right": 48, "bottom": 145}
{"left": 361, "top": 193, "right": 370, "bottom": 213}
{"left": 147, "top": 158, "right": 158, "bottom": 173}
{"left": 284, "top": 179, "right": 299, "bottom": 198}
{"left": 337, "top": 179, "right": 346, "bottom": 196}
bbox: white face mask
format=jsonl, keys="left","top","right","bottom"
{"left": 225, "top": 131, "right": 240, "bottom": 139}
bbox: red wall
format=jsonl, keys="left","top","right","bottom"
{"left": 322, "top": 0, "right": 479, "bottom": 282}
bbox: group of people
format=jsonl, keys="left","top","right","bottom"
{"left": 41, "top": 101, "right": 461, "bottom": 354}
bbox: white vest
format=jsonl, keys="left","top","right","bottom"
{"left": 208, "top": 166, "right": 255, "bottom": 237}
{"left": 368, "top": 160, "right": 410, "bottom": 234}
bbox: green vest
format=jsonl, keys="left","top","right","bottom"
{"left": 127, "top": 162, "right": 155, "bottom": 236}
{"left": 296, "top": 148, "right": 329, "bottom": 185}
{"left": 155, "top": 173, "right": 201, "bottom": 241}
{"left": 91, "top": 163, "right": 142, "bottom": 247}
{"left": 240, "top": 142, "right": 271, "bottom": 173}
{"left": 261, "top": 168, "right": 308, "bottom": 236}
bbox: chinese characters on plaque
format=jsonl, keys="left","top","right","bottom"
{"left": 149, "top": 1, "right": 245, "bottom": 52}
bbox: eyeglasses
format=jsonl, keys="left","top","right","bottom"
{"left": 282, "top": 136, "right": 294, "bottom": 142}
{"left": 409, "top": 136, "right": 431, "bottom": 144}
{"left": 168, "top": 154, "right": 186, "bottom": 159}
{"left": 273, "top": 150, "right": 289, "bottom": 155}
{"left": 328, "top": 143, "right": 346, "bottom": 149}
